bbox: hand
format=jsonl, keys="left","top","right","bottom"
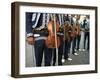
{"left": 27, "top": 37, "right": 35, "bottom": 45}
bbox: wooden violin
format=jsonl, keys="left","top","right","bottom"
{"left": 45, "top": 14, "right": 60, "bottom": 48}
{"left": 63, "top": 22, "right": 74, "bottom": 41}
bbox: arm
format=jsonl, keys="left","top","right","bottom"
{"left": 26, "top": 13, "right": 35, "bottom": 45}
{"left": 26, "top": 12, "right": 34, "bottom": 37}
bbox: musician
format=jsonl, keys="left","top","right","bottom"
{"left": 45, "top": 14, "right": 63, "bottom": 66}
{"left": 26, "top": 12, "right": 50, "bottom": 66}
{"left": 71, "top": 15, "right": 79, "bottom": 55}
{"left": 57, "top": 14, "right": 65, "bottom": 65}
{"left": 62, "top": 14, "right": 73, "bottom": 61}
{"left": 83, "top": 15, "right": 90, "bottom": 51}
{"left": 53, "top": 14, "right": 72, "bottom": 65}
{"left": 75, "top": 15, "right": 82, "bottom": 51}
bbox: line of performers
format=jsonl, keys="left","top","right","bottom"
{"left": 26, "top": 13, "right": 90, "bottom": 67}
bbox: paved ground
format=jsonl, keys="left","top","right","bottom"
{"left": 62, "top": 50, "right": 89, "bottom": 65}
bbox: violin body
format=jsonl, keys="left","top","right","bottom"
{"left": 75, "top": 15, "right": 81, "bottom": 36}
{"left": 45, "top": 21, "right": 60, "bottom": 48}
{"left": 76, "top": 23, "right": 81, "bottom": 36}
{"left": 63, "top": 22, "right": 74, "bottom": 42}
{"left": 72, "top": 23, "right": 81, "bottom": 38}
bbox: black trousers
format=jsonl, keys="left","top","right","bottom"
{"left": 34, "top": 40, "right": 45, "bottom": 66}
{"left": 44, "top": 47, "right": 55, "bottom": 66}
{"left": 45, "top": 47, "right": 63, "bottom": 66}
{"left": 72, "top": 34, "right": 81, "bottom": 54}
{"left": 44, "top": 48, "right": 53, "bottom": 66}
{"left": 76, "top": 35, "right": 81, "bottom": 50}
{"left": 63, "top": 40, "right": 71, "bottom": 59}
{"left": 84, "top": 32, "right": 89, "bottom": 50}
{"left": 72, "top": 37, "right": 77, "bottom": 54}
{"left": 34, "top": 39, "right": 53, "bottom": 66}
{"left": 58, "top": 43, "right": 64, "bottom": 65}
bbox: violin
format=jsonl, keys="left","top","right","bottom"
{"left": 69, "top": 22, "right": 80, "bottom": 39}
{"left": 63, "top": 22, "right": 74, "bottom": 41}
{"left": 75, "top": 23, "right": 81, "bottom": 36}
{"left": 45, "top": 14, "right": 60, "bottom": 48}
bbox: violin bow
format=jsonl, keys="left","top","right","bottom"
{"left": 53, "top": 14, "right": 58, "bottom": 66}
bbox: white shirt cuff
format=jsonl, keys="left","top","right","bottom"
{"left": 27, "top": 33, "right": 33, "bottom": 37}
